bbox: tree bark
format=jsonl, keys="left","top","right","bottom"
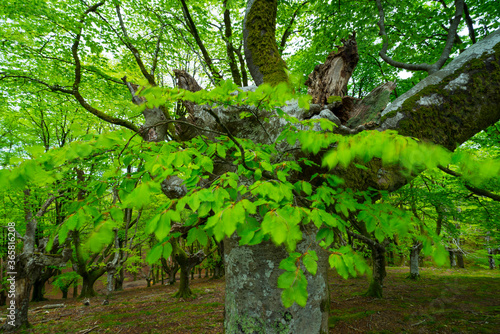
{"left": 172, "top": 239, "right": 205, "bottom": 298}
{"left": 488, "top": 248, "right": 496, "bottom": 269}
{"left": 79, "top": 272, "right": 102, "bottom": 298}
{"left": 365, "top": 244, "right": 387, "bottom": 298}
{"left": 408, "top": 242, "right": 422, "bottom": 279}
{"left": 449, "top": 249, "right": 457, "bottom": 267}
{"left": 305, "top": 33, "right": 359, "bottom": 104}
{"left": 224, "top": 229, "right": 329, "bottom": 333}
{"left": 243, "top": 0, "right": 288, "bottom": 86}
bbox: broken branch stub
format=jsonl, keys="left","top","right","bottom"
{"left": 305, "top": 32, "right": 359, "bottom": 104}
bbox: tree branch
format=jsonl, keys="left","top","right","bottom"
{"left": 376, "top": 0, "right": 464, "bottom": 74}
{"left": 223, "top": 0, "right": 242, "bottom": 86}
{"left": 280, "top": 1, "right": 309, "bottom": 51}
{"left": 115, "top": 5, "right": 156, "bottom": 85}
{"left": 437, "top": 165, "right": 500, "bottom": 202}
{"left": 70, "top": 2, "right": 140, "bottom": 133}
{"left": 179, "top": 0, "right": 223, "bottom": 83}
{"left": 463, "top": 1, "right": 476, "bottom": 44}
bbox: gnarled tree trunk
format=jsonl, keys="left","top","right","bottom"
{"left": 224, "top": 231, "right": 330, "bottom": 333}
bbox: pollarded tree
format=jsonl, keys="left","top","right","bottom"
{"left": 1, "top": 1, "right": 500, "bottom": 333}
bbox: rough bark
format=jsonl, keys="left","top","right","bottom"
{"left": 224, "top": 229, "right": 329, "bottom": 333}
{"left": 379, "top": 29, "right": 500, "bottom": 151}
{"left": 122, "top": 77, "right": 170, "bottom": 142}
{"left": 243, "top": 0, "right": 288, "bottom": 86}
{"left": 305, "top": 33, "right": 359, "bottom": 104}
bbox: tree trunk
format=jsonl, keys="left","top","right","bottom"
{"left": 449, "top": 250, "right": 457, "bottom": 267}
{"left": 224, "top": 232, "right": 329, "bottom": 334}
{"left": 5, "top": 277, "right": 32, "bottom": 330}
{"left": 305, "top": 33, "right": 359, "bottom": 104}
{"left": 79, "top": 273, "right": 100, "bottom": 298}
{"left": 61, "top": 288, "right": 68, "bottom": 299}
{"left": 161, "top": 257, "right": 179, "bottom": 285}
{"left": 73, "top": 282, "right": 78, "bottom": 298}
{"left": 212, "top": 240, "right": 224, "bottom": 279}
{"left": 31, "top": 278, "right": 47, "bottom": 302}
{"left": 408, "top": 242, "right": 422, "bottom": 279}
{"left": 174, "top": 265, "right": 192, "bottom": 299}
{"left": 365, "top": 245, "right": 387, "bottom": 298}
{"left": 456, "top": 252, "right": 465, "bottom": 268}
{"left": 172, "top": 240, "right": 204, "bottom": 298}
{"left": 115, "top": 268, "right": 124, "bottom": 291}
{"left": 488, "top": 248, "right": 496, "bottom": 269}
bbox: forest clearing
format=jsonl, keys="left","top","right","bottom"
{"left": 4, "top": 267, "right": 499, "bottom": 334}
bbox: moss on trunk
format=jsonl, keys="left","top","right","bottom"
{"left": 244, "top": 0, "right": 288, "bottom": 86}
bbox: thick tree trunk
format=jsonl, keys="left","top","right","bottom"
{"left": 172, "top": 240, "right": 204, "bottom": 298}
{"left": 408, "top": 242, "right": 422, "bottom": 279}
{"left": 6, "top": 277, "right": 32, "bottom": 330}
{"left": 456, "top": 252, "right": 465, "bottom": 268}
{"left": 365, "top": 245, "right": 387, "bottom": 298}
{"left": 31, "top": 279, "right": 47, "bottom": 302}
{"left": 175, "top": 265, "right": 192, "bottom": 299}
{"left": 224, "top": 231, "right": 329, "bottom": 334}
{"left": 243, "top": 0, "right": 288, "bottom": 86}
{"left": 79, "top": 273, "right": 100, "bottom": 298}
{"left": 61, "top": 289, "right": 68, "bottom": 299}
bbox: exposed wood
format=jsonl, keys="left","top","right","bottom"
{"left": 305, "top": 32, "right": 359, "bottom": 104}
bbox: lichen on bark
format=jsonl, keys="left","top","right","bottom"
{"left": 379, "top": 30, "right": 500, "bottom": 151}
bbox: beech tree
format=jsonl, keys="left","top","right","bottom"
{"left": 1, "top": 0, "right": 500, "bottom": 333}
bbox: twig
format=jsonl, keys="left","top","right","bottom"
{"left": 411, "top": 319, "right": 426, "bottom": 326}
{"left": 78, "top": 325, "right": 99, "bottom": 334}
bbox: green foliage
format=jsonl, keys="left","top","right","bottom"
{"left": 52, "top": 271, "right": 79, "bottom": 290}
{"left": 1, "top": 0, "right": 499, "bottom": 311}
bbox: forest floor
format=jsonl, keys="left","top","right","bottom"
{"left": 3, "top": 267, "right": 499, "bottom": 333}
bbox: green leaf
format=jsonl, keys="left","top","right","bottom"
{"left": 155, "top": 214, "right": 171, "bottom": 240}
{"left": 146, "top": 243, "right": 163, "bottom": 264}
{"left": 279, "top": 253, "right": 300, "bottom": 271}
{"left": 303, "top": 251, "right": 318, "bottom": 275}
{"left": 278, "top": 271, "right": 296, "bottom": 288}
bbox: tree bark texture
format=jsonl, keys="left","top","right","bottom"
{"left": 243, "top": 0, "right": 288, "bottom": 86}
{"left": 224, "top": 231, "right": 329, "bottom": 334}
{"left": 305, "top": 33, "right": 359, "bottom": 104}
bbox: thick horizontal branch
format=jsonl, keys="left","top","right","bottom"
{"left": 438, "top": 165, "right": 500, "bottom": 202}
